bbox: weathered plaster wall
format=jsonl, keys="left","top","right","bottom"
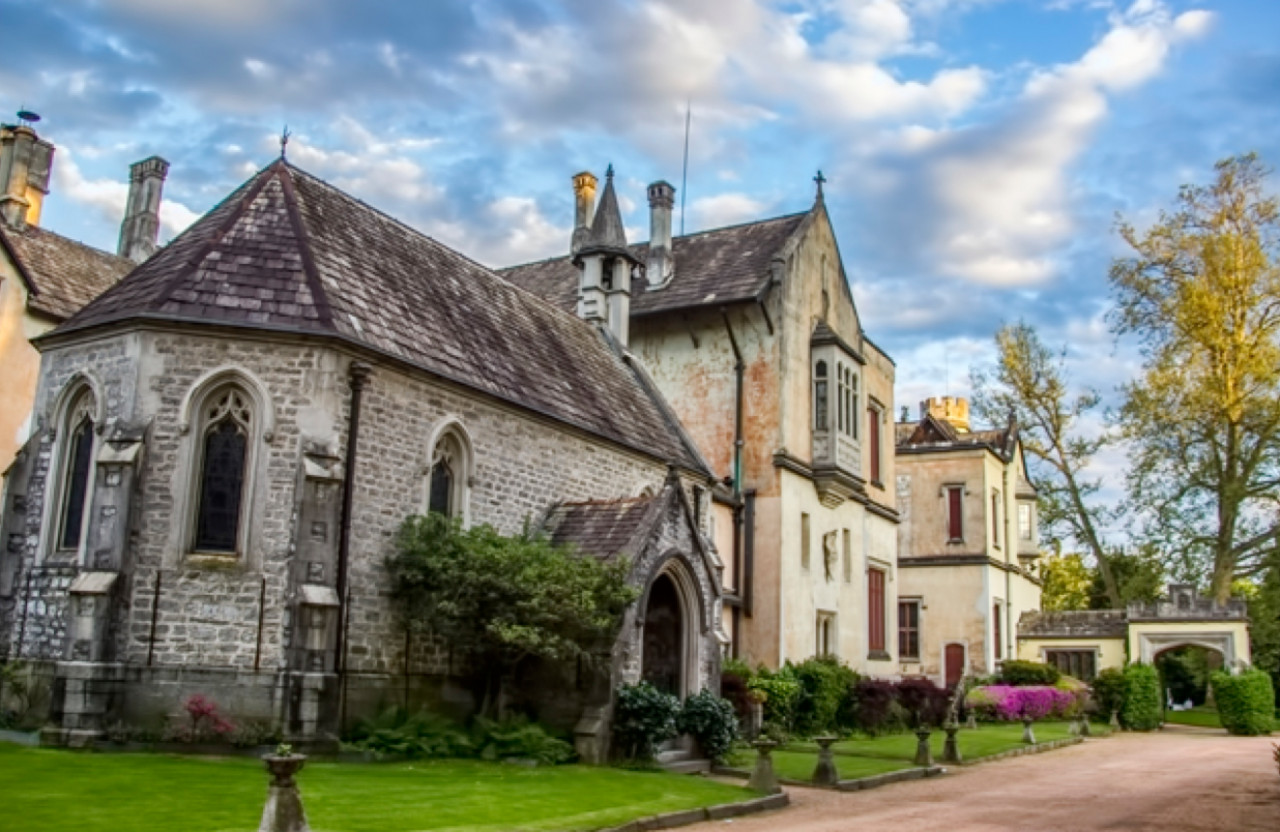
{"left": 0, "top": 252, "right": 56, "bottom": 473}
{"left": 897, "top": 563, "right": 988, "bottom": 682}
{"left": 1017, "top": 636, "right": 1127, "bottom": 672}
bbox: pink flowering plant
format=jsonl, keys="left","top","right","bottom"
{"left": 163, "top": 693, "right": 236, "bottom": 742}
{"left": 964, "top": 685, "right": 1077, "bottom": 722}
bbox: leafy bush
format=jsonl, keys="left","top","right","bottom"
{"left": 473, "top": 715, "right": 576, "bottom": 764}
{"left": 997, "top": 660, "right": 1061, "bottom": 687}
{"left": 1091, "top": 668, "right": 1127, "bottom": 719}
{"left": 1121, "top": 663, "right": 1162, "bottom": 731}
{"left": 851, "top": 678, "right": 906, "bottom": 736}
{"left": 1053, "top": 676, "right": 1090, "bottom": 718}
{"left": 163, "top": 694, "right": 236, "bottom": 743}
{"left": 1210, "top": 670, "right": 1275, "bottom": 736}
{"left": 613, "top": 682, "right": 680, "bottom": 761}
{"left": 964, "top": 686, "right": 1075, "bottom": 721}
{"left": 677, "top": 689, "right": 739, "bottom": 764}
{"left": 791, "top": 656, "right": 859, "bottom": 736}
{"left": 720, "top": 658, "right": 758, "bottom": 720}
{"left": 895, "top": 679, "right": 950, "bottom": 729}
{"left": 228, "top": 721, "right": 283, "bottom": 749}
{"left": 348, "top": 708, "right": 474, "bottom": 759}
{"left": 748, "top": 665, "right": 802, "bottom": 733}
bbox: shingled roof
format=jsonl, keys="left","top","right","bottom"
{"left": 51, "top": 160, "right": 709, "bottom": 474}
{"left": 500, "top": 211, "right": 808, "bottom": 317}
{"left": 540, "top": 495, "right": 663, "bottom": 562}
{"left": 0, "top": 222, "right": 134, "bottom": 320}
{"left": 896, "top": 414, "right": 1015, "bottom": 458}
{"left": 1018, "top": 610, "right": 1129, "bottom": 639}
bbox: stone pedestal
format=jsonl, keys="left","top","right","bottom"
{"left": 811, "top": 736, "right": 839, "bottom": 785}
{"left": 942, "top": 724, "right": 962, "bottom": 764}
{"left": 747, "top": 740, "right": 780, "bottom": 794}
{"left": 913, "top": 730, "right": 933, "bottom": 766}
{"left": 1079, "top": 717, "right": 1091, "bottom": 737}
{"left": 259, "top": 755, "right": 310, "bottom": 832}
{"left": 1110, "top": 710, "right": 1121, "bottom": 731}
{"left": 966, "top": 713, "right": 978, "bottom": 730}
{"left": 1021, "top": 719, "right": 1036, "bottom": 744}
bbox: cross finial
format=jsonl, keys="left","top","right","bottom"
{"left": 280, "top": 125, "right": 292, "bottom": 160}
{"left": 814, "top": 169, "right": 826, "bottom": 199}
{"left": 606, "top": 163, "right": 615, "bottom": 180}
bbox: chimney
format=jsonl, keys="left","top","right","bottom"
{"left": 921, "top": 396, "right": 970, "bottom": 432}
{"left": 0, "top": 124, "right": 53, "bottom": 229}
{"left": 645, "top": 180, "right": 675, "bottom": 287}
{"left": 573, "top": 166, "right": 639, "bottom": 345}
{"left": 117, "top": 156, "right": 170, "bottom": 263}
{"left": 570, "top": 171, "right": 598, "bottom": 255}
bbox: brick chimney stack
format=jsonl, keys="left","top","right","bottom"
{"left": 118, "top": 156, "right": 169, "bottom": 263}
{"left": 645, "top": 180, "right": 675, "bottom": 287}
{"left": 0, "top": 123, "right": 54, "bottom": 229}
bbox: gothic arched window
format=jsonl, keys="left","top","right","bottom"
{"left": 194, "top": 386, "right": 252, "bottom": 553}
{"left": 425, "top": 424, "right": 472, "bottom": 522}
{"left": 56, "top": 389, "right": 97, "bottom": 553}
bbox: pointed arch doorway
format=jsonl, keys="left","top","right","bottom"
{"left": 639, "top": 561, "right": 702, "bottom": 699}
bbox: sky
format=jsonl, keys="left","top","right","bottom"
{"left": 3, "top": 0, "right": 1279, "bottom": 515}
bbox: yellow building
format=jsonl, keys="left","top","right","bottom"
{"left": 894, "top": 397, "right": 1042, "bottom": 685}
{"left": 0, "top": 118, "right": 165, "bottom": 475}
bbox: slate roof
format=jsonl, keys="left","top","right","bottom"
{"left": 53, "top": 160, "right": 708, "bottom": 474}
{"left": 540, "top": 495, "right": 662, "bottom": 562}
{"left": 896, "top": 414, "right": 1015, "bottom": 457}
{"left": 0, "top": 222, "right": 134, "bottom": 320}
{"left": 500, "top": 212, "right": 808, "bottom": 317}
{"left": 576, "top": 169, "right": 633, "bottom": 261}
{"left": 1018, "top": 610, "right": 1129, "bottom": 639}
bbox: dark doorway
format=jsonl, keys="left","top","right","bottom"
{"left": 945, "top": 643, "right": 965, "bottom": 689}
{"left": 1155, "top": 645, "right": 1224, "bottom": 708}
{"left": 642, "top": 574, "right": 683, "bottom": 696}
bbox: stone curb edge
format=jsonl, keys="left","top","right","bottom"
{"left": 958, "top": 736, "right": 1084, "bottom": 766}
{"left": 596, "top": 792, "right": 790, "bottom": 832}
{"left": 710, "top": 764, "right": 945, "bottom": 792}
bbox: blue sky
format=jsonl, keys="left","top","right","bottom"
{"left": 3, "top": 0, "right": 1278, "bottom": 491}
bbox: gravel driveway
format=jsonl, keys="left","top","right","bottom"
{"left": 705, "top": 726, "right": 1279, "bottom": 831}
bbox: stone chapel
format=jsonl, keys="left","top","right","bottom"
{"left": 0, "top": 159, "right": 725, "bottom": 755}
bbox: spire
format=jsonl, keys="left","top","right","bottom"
{"left": 579, "top": 163, "right": 630, "bottom": 257}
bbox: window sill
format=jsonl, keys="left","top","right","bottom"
{"left": 867, "top": 650, "right": 892, "bottom": 661}
{"left": 185, "top": 552, "right": 241, "bottom": 570}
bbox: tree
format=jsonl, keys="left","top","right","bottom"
{"left": 1085, "top": 546, "right": 1164, "bottom": 610}
{"left": 1040, "top": 552, "right": 1092, "bottom": 611}
{"left": 972, "top": 322, "right": 1125, "bottom": 607}
{"left": 1110, "top": 154, "right": 1280, "bottom": 602}
{"left": 385, "top": 514, "right": 638, "bottom": 716}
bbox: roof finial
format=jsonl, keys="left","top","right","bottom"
{"left": 814, "top": 169, "right": 826, "bottom": 200}
{"left": 606, "top": 163, "right": 614, "bottom": 180}
{"left": 280, "top": 125, "right": 291, "bottom": 160}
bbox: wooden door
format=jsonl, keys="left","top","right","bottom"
{"left": 945, "top": 643, "right": 965, "bottom": 688}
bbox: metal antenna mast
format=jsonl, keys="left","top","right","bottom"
{"left": 680, "top": 100, "right": 691, "bottom": 236}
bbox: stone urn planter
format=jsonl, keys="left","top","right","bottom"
{"left": 260, "top": 748, "right": 310, "bottom": 832}
{"left": 1110, "top": 710, "right": 1122, "bottom": 731}
{"left": 747, "top": 739, "right": 781, "bottom": 794}
{"left": 1021, "top": 719, "right": 1036, "bottom": 745}
{"left": 811, "top": 736, "right": 839, "bottom": 786}
{"left": 942, "top": 723, "right": 962, "bottom": 764}
{"left": 913, "top": 729, "right": 934, "bottom": 767}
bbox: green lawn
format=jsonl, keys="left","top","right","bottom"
{"left": 1163, "top": 706, "right": 1223, "bottom": 728}
{"left": 746, "top": 721, "right": 1086, "bottom": 784}
{"left": 0, "top": 743, "right": 754, "bottom": 832}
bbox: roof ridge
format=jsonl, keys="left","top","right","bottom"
{"left": 276, "top": 164, "right": 335, "bottom": 328}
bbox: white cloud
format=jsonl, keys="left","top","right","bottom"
{"left": 51, "top": 146, "right": 200, "bottom": 243}
{"left": 691, "top": 193, "right": 770, "bottom": 229}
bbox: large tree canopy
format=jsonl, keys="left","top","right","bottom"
{"left": 1110, "top": 153, "right": 1280, "bottom": 602}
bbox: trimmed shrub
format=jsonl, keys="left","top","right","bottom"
{"left": 997, "top": 660, "right": 1061, "bottom": 687}
{"left": 613, "top": 682, "right": 680, "bottom": 761}
{"left": 895, "top": 679, "right": 951, "bottom": 729}
{"left": 1121, "top": 663, "right": 1162, "bottom": 731}
{"left": 791, "top": 656, "right": 860, "bottom": 736}
{"left": 1210, "top": 670, "right": 1275, "bottom": 736}
{"left": 748, "top": 665, "right": 803, "bottom": 733}
{"left": 678, "top": 689, "right": 739, "bottom": 764}
{"left": 719, "top": 660, "right": 756, "bottom": 721}
{"left": 1091, "top": 668, "right": 1127, "bottom": 720}
{"left": 852, "top": 678, "right": 906, "bottom": 736}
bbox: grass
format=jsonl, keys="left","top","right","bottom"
{"left": 0, "top": 743, "right": 753, "bottom": 832}
{"left": 1163, "top": 706, "right": 1223, "bottom": 729}
{"left": 736, "top": 721, "right": 1088, "bottom": 784}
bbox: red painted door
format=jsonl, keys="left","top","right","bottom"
{"left": 945, "top": 644, "right": 965, "bottom": 688}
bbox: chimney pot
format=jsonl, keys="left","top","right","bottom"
{"left": 0, "top": 125, "right": 43, "bottom": 229}
{"left": 645, "top": 180, "right": 675, "bottom": 287}
{"left": 118, "top": 155, "right": 170, "bottom": 263}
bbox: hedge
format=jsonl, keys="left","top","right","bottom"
{"left": 1210, "top": 670, "right": 1275, "bottom": 736}
{"left": 1121, "top": 663, "right": 1162, "bottom": 731}
{"left": 997, "top": 660, "right": 1061, "bottom": 687}
{"left": 1091, "top": 667, "right": 1126, "bottom": 719}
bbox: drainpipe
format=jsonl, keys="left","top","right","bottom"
{"left": 1003, "top": 459, "right": 1013, "bottom": 664}
{"left": 743, "top": 489, "right": 756, "bottom": 619}
{"left": 721, "top": 310, "right": 752, "bottom": 628}
{"left": 336, "top": 361, "right": 373, "bottom": 730}
{"left": 720, "top": 310, "right": 745, "bottom": 494}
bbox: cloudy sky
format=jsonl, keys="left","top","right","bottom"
{"left": 4, "top": 1, "right": 1278, "bottom": 445}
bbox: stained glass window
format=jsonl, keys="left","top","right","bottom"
{"left": 428, "top": 457, "right": 453, "bottom": 516}
{"left": 59, "top": 417, "right": 95, "bottom": 549}
{"left": 195, "top": 389, "right": 250, "bottom": 553}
